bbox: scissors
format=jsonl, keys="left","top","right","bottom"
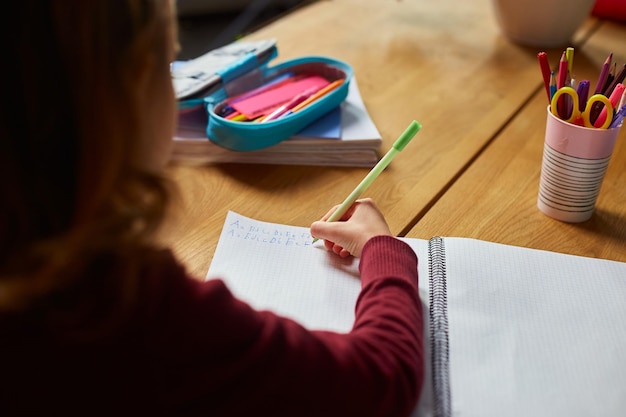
{"left": 550, "top": 86, "right": 613, "bottom": 129}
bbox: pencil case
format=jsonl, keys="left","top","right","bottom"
{"left": 173, "top": 39, "right": 353, "bottom": 151}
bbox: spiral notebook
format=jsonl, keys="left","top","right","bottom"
{"left": 206, "top": 212, "right": 626, "bottom": 417}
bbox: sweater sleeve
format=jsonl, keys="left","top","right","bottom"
{"left": 149, "top": 236, "right": 423, "bottom": 417}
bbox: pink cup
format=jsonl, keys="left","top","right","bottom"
{"left": 537, "top": 106, "right": 621, "bottom": 222}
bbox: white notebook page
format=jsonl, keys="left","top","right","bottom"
{"left": 206, "top": 212, "right": 626, "bottom": 417}
{"left": 439, "top": 237, "right": 626, "bottom": 417}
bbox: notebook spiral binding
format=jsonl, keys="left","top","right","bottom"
{"left": 428, "top": 236, "right": 451, "bottom": 417}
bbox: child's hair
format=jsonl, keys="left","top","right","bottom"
{"left": 0, "top": 0, "right": 176, "bottom": 311}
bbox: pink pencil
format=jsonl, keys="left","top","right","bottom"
{"left": 557, "top": 51, "right": 568, "bottom": 89}
{"left": 556, "top": 51, "right": 568, "bottom": 117}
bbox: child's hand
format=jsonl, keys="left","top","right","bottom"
{"left": 310, "top": 198, "right": 392, "bottom": 258}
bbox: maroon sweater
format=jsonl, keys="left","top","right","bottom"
{"left": 1, "top": 236, "right": 423, "bottom": 416}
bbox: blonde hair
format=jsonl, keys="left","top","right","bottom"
{"left": 0, "top": 0, "right": 176, "bottom": 311}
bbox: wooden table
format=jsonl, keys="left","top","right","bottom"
{"left": 161, "top": 0, "right": 625, "bottom": 278}
{"left": 407, "top": 20, "right": 626, "bottom": 263}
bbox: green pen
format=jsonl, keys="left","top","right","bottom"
{"left": 312, "top": 120, "right": 422, "bottom": 243}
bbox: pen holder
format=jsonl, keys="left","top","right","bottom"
{"left": 537, "top": 106, "right": 622, "bottom": 222}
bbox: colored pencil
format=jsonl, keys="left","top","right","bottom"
{"left": 556, "top": 51, "right": 568, "bottom": 117}
{"left": 595, "top": 83, "right": 625, "bottom": 128}
{"left": 557, "top": 51, "right": 568, "bottom": 89}
{"left": 603, "top": 64, "right": 626, "bottom": 97}
{"left": 594, "top": 52, "right": 612, "bottom": 94}
{"left": 602, "top": 62, "right": 617, "bottom": 94}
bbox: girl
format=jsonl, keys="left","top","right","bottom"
{"left": 0, "top": 1, "right": 423, "bottom": 415}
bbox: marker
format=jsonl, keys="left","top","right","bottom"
{"left": 576, "top": 80, "right": 590, "bottom": 112}
{"left": 229, "top": 113, "right": 248, "bottom": 122}
{"left": 261, "top": 86, "right": 321, "bottom": 123}
{"left": 537, "top": 52, "right": 552, "bottom": 102}
{"left": 312, "top": 120, "right": 422, "bottom": 243}
{"left": 595, "top": 83, "right": 624, "bottom": 128}
{"left": 291, "top": 79, "right": 345, "bottom": 113}
{"left": 609, "top": 104, "right": 626, "bottom": 129}
{"left": 566, "top": 47, "right": 575, "bottom": 74}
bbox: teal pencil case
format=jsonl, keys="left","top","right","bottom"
{"left": 172, "top": 39, "right": 353, "bottom": 151}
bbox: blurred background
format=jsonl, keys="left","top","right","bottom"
{"left": 176, "top": 0, "right": 314, "bottom": 60}
{"left": 175, "top": 0, "right": 626, "bottom": 60}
